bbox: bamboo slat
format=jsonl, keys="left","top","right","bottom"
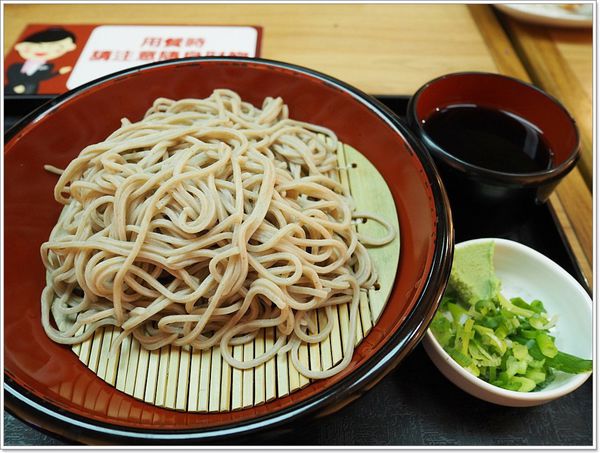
{"left": 231, "top": 346, "right": 243, "bottom": 410}
{"left": 219, "top": 346, "right": 233, "bottom": 411}
{"left": 73, "top": 142, "right": 400, "bottom": 411}
{"left": 198, "top": 349, "right": 211, "bottom": 412}
{"left": 143, "top": 349, "right": 160, "bottom": 403}
{"left": 264, "top": 328, "right": 277, "bottom": 402}
{"left": 134, "top": 347, "right": 150, "bottom": 400}
{"left": 97, "top": 328, "right": 115, "bottom": 381}
{"left": 254, "top": 331, "right": 266, "bottom": 405}
{"left": 187, "top": 350, "right": 202, "bottom": 411}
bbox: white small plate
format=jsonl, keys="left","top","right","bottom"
{"left": 423, "top": 238, "right": 593, "bottom": 407}
{"left": 495, "top": 3, "right": 593, "bottom": 28}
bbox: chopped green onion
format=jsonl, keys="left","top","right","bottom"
{"left": 511, "top": 376, "right": 536, "bottom": 392}
{"left": 448, "top": 302, "right": 469, "bottom": 326}
{"left": 530, "top": 300, "right": 546, "bottom": 314}
{"left": 511, "top": 297, "right": 532, "bottom": 311}
{"left": 536, "top": 332, "right": 558, "bottom": 358}
{"left": 447, "top": 347, "right": 472, "bottom": 368}
{"left": 430, "top": 312, "right": 453, "bottom": 348}
{"left": 525, "top": 369, "right": 546, "bottom": 384}
{"left": 529, "top": 314, "right": 558, "bottom": 331}
{"left": 546, "top": 351, "right": 593, "bottom": 374}
{"left": 506, "top": 355, "right": 528, "bottom": 377}
{"left": 512, "top": 343, "right": 530, "bottom": 361}
{"left": 498, "top": 294, "right": 534, "bottom": 318}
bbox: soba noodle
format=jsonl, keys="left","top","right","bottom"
{"left": 41, "top": 89, "right": 395, "bottom": 380}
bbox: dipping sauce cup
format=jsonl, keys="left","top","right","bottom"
{"left": 407, "top": 72, "right": 580, "bottom": 238}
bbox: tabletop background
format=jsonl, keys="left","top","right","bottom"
{"left": 3, "top": 2, "right": 594, "bottom": 447}
{"left": 4, "top": 3, "right": 500, "bottom": 95}
{"left": 4, "top": 3, "right": 592, "bottom": 281}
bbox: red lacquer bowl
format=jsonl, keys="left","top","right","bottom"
{"left": 4, "top": 58, "right": 453, "bottom": 444}
{"left": 407, "top": 72, "right": 580, "bottom": 237}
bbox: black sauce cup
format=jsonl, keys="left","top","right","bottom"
{"left": 407, "top": 72, "right": 580, "bottom": 238}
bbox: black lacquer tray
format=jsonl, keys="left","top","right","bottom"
{"left": 3, "top": 95, "right": 592, "bottom": 446}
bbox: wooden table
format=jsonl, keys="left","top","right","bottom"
{"left": 4, "top": 4, "right": 501, "bottom": 94}
{"left": 3, "top": 3, "right": 593, "bottom": 446}
{"left": 471, "top": 5, "right": 593, "bottom": 288}
{"left": 497, "top": 9, "right": 593, "bottom": 282}
{"left": 4, "top": 3, "right": 591, "bottom": 285}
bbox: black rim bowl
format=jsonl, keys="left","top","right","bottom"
{"left": 4, "top": 57, "right": 454, "bottom": 444}
{"left": 406, "top": 72, "right": 580, "bottom": 189}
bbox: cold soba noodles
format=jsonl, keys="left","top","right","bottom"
{"left": 41, "top": 89, "right": 395, "bottom": 380}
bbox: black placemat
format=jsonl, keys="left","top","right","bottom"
{"left": 3, "top": 95, "right": 592, "bottom": 446}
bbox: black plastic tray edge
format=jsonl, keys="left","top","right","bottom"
{"left": 3, "top": 90, "right": 589, "bottom": 444}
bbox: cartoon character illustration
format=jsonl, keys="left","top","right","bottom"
{"left": 5, "top": 27, "right": 77, "bottom": 95}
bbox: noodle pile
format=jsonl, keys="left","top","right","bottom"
{"left": 41, "top": 89, "right": 395, "bottom": 379}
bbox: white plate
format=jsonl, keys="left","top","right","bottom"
{"left": 423, "top": 238, "right": 593, "bottom": 407}
{"left": 495, "top": 3, "right": 593, "bottom": 28}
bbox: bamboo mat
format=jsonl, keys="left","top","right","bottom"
{"left": 72, "top": 142, "right": 400, "bottom": 412}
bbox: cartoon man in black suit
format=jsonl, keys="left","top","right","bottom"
{"left": 6, "top": 27, "right": 77, "bottom": 95}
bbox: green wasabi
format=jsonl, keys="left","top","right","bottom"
{"left": 430, "top": 241, "right": 592, "bottom": 392}
{"left": 448, "top": 241, "right": 500, "bottom": 306}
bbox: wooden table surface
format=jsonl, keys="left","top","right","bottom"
{"left": 4, "top": 3, "right": 592, "bottom": 284}
{"left": 502, "top": 17, "right": 593, "bottom": 188}
{"left": 488, "top": 7, "right": 593, "bottom": 288}
{"left": 4, "top": 3, "right": 501, "bottom": 94}
{"left": 3, "top": 3, "right": 593, "bottom": 446}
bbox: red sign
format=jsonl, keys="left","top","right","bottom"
{"left": 4, "top": 24, "right": 262, "bottom": 96}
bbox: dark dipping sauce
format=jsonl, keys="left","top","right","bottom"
{"left": 423, "top": 104, "right": 554, "bottom": 173}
